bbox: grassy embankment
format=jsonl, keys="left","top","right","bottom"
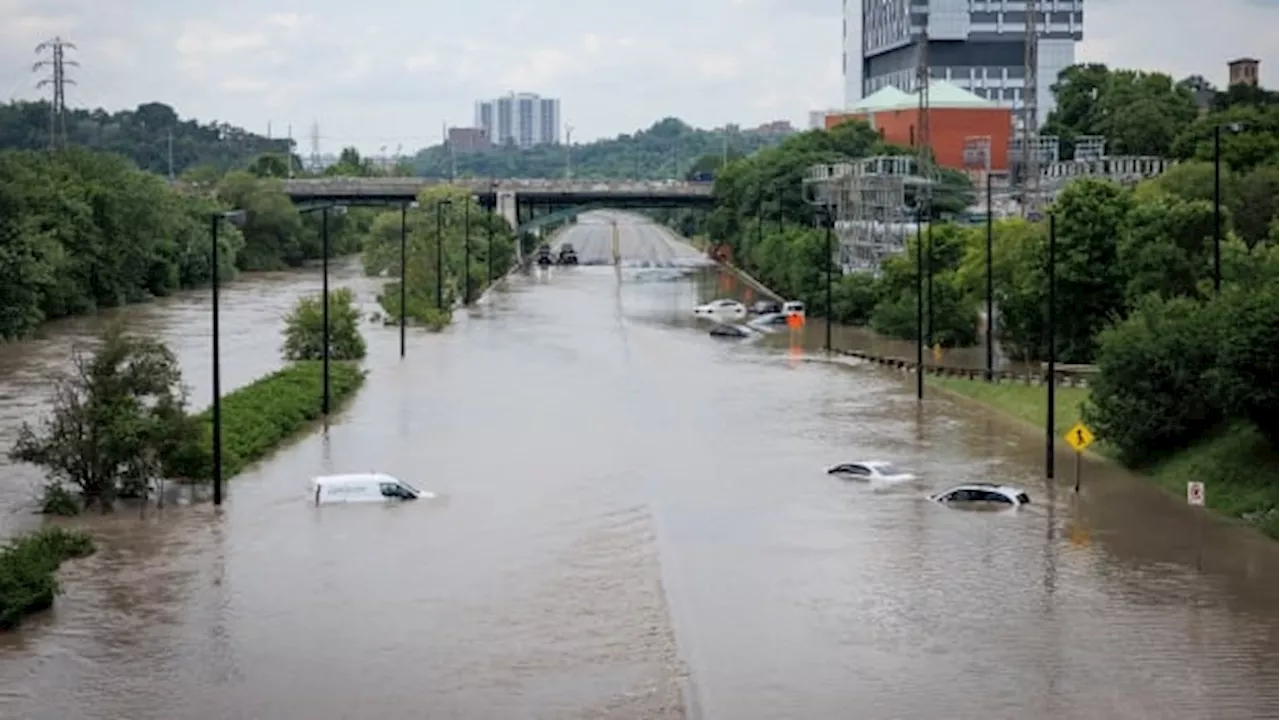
{"left": 168, "top": 360, "right": 367, "bottom": 480}
{"left": 929, "top": 375, "right": 1278, "bottom": 539}
{"left": 0, "top": 527, "right": 95, "bottom": 630}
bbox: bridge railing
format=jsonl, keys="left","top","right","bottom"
{"left": 281, "top": 178, "right": 714, "bottom": 196}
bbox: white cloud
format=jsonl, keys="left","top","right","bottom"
{"left": 0, "top": 0, "right": 1273, "bottom": 154}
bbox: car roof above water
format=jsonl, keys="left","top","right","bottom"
{"left": 313, "top": 473, "right": 398, "bottom": 486}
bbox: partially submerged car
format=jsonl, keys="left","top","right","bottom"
{"left": 827, "top": 461, "right": 916, "bottom": 482}
{"left": 709, "top": 322, "right": 754, "bottom": 339}
{"left": 312, "top": 473, "right": 434, "bottom": 505}
{"left": 534, "top": 244, "right": 554, "bottom": 266}
{"left": 929, "top": 483, "right": 1030, "bottom": 507}
{"left": 694, "top": 299, "right": 747, "bottom": 319}
{"left": 749, "top": 300, "right": 782, "bottom": 315}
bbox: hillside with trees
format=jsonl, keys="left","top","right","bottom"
{"left": 0, "top": 100, "right": 291, "bottom": 177}
{"left": 410, "top": 118, "right": 792, "bottom": 180}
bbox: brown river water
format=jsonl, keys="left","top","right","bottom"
{"left": 0, "top": 212, "right": 1275, "bottom": 720}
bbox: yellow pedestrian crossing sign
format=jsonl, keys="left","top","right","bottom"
{"left": 1065, "top": 422, "right": 1094, "bottom": 452}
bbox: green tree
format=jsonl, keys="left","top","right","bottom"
{"left": 1117, "top": 193, "right": 1215, "bottom": 304}
{"left": 1043, "top": 64, "right": 1200, "bottom": 158}
{"left": 216, "top": 171, "right": 305, "bottom": 270}
{"left": 363, "top": 187, "right": 516, "bottom": 329}
{"left": 1084, "top": 295, "right": 1220, "bottom": 463}
{"left": 282, "top": 287, "right": 368, "bottom": 362}
{"left": 1204, "top": 283, "right": 1279, "bottom": 446}
{"left": 8, "top": 323, "right": 199, "bottom": 510}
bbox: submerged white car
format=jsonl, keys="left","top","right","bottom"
{"left": 312, "top": 473, "right": 435, "bottom": 505}
{"left": 929, "top": 483, "right": 1030, "bottom": 507}
{"left": 827, "top": 461, "right": 917, "bottom": 482}
{"left": 693, "top": 299, "right": 747, "bottom": 319}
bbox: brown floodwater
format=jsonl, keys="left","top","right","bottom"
{"left": 0, "top": 212, "right": 1275, "bottom": 720}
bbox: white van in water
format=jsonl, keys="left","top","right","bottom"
{"left": 312, "top": 473, "right": 434, "bottom": 505}
{"left": 782, "top": 300, "right": 806, "bottom": 318}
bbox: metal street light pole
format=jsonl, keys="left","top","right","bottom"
{"left": 435, "top": 199, "right": 451, "bottom": 309}
{"left": 400, "top": 203, "right": 408, "bottom": 358}
{"left": 321, "top": 206, "right": 331, "bottom": 416}
{"left": 1212, "top": 123, "right": 1221, "bottom": 295}
{"left": 464, "top": 199, "right": 472, "bottom": 304}
{"left": 487, "top": 201, "right": 495, "bottom": 284}
{"left": 916, "top": 212, "right": 925, "bottom": 401}
{"left": 824, "top": 207, "right": 833, "bottom": 353}
{"left": 1046, "top": 212, "right": 1057, "bottom": 480}
{"left": 985, "top": 173, "right": 994, "bottom": 381}
{"left": 209, "top": 209, "right": 246, "bottom": 507}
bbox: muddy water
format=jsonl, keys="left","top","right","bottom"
{"left": 0, "top": 217, "right": 1275, "bottom": 720}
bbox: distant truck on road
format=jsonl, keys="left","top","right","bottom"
{"left": 557, "top": 243, "right": 579, "bottom": 265}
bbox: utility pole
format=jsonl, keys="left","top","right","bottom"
{"left": 565, "top": 124, "right": 574, "bottom": 179}
{"left": 309, "top": 121, "right": 321, "bottom": 172}
{"left": 33, "top": 37, "right": 77, "bottom": 150}
{"left": 1021, "top": 0, "right": 1041, "bottom": 217}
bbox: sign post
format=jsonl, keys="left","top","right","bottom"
{"left": 1063, "top": 421, "right": 1095, "bottom": 493}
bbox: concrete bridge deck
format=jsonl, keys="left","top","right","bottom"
{"left": 280, "top": 178, "right": 714, "bottom": 204}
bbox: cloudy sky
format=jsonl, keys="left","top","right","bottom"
{"left": 1, "top": 0, "right": 1276, "bottom": 154}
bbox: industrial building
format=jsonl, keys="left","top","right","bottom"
{"left": 844, "top": 0, "right": 1084, "bottom": 127}
{"left": 824, "top": 81, "right": 1013, "bottom": 173}
{"left": 475, "top": 93, "right": 561, "bottom": 148}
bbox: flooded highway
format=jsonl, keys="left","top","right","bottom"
{"left": 0, "top": 213, "right": 1276, "bottom": 720}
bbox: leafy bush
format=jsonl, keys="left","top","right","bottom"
{"left": 0, "top": 527, "right": 95, "bottom": 629}
{"left": 376, "top": 283, "right": 452, "bottom": 331}
{"left": 8, "top": 323, "right": 197, "bottom": 511}
{"left": 165, "top": 361, "right": 366, "bottom": 481}
{"left": 1203, "top": 284, "right": 1279, "bottom": 447}
{"left": 1084, "top": 295, "right": 1220, "bottom": 463}
{"left": 282, "top": 287, "right": 367, "bottom": 361}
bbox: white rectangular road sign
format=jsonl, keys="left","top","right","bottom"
{"left": 1186, "top": 481, "right": 1205, "bottom": 506}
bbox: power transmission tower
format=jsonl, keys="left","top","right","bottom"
{"left": 564, "top": 123, "right": 574, "bottom": 178}
{"left": 1021, "top": 0, "right": 1041, "bottom": 217}
{"left": 915, "top": 30, "right": 933, "bottom": 213}
{"left": 309, "top": 121, "right": 321, "bottom": 171}
{"left": 33, "top": 37, "right": 77, "bottom": 150}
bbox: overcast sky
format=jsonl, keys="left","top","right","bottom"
{"left": 1, "top": 0, "right": 1276, "bottom": 155}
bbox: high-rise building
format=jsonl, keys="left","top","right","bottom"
{"left": 475, "top": 93, "right": 561, "bottom": 148}
{"left": 843, "top": 0, "right": 1083, "bottom": 127}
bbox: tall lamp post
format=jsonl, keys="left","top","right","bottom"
{"left": 209, "top": 209, "right": 247, "bottom": 507}
{"left": 399, "top": 202, "right": 414, "bottom": 358}
{"left": 915, "top": 210, "right": 925, "bottom": 401}
{"left": 464, "top": 198, "right": 473, "bottom": 304}
{"left": 436, "top": 198, "right": 453, "bottom": 310}
{"left": 1045, "top": 212, "right": 1058, "bottom": 480}
{"left": 823, "top": 206, "right": 834, "bottom": 352}
{"left": 985, "top": 173, "right": 994, "bottom": 381}
{"left": 297, "top": 203, "right": 347, "bottom": 414}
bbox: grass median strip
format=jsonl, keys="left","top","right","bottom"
{"left": 166, "top": 361, "right": 367, "bottom": 481}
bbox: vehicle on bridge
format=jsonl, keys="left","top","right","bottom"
{"left": 312, "top": 473, "right": 433, "bottom": 505}
{"left": 827, "top": 461, "right": 916, "bottom": 482}
{"left": 929, "top": 483, "right": 1030, "bottom": 508}
{"left": 694, "top": 299, "right": 747, "bottom": 319}
{"left": 556, "top": 243, "right": 579, "bottom": 265}
{"left": 534, "top": 244, "right": 555, "bottom": 266}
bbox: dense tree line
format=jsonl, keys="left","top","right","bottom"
{"left": 362, "top": 186, "right": 518, "bottom": 329}
{"left": 0, "top": 100, "right": 287, "bottom": 176}
{"left": 1043, "top": 64, "right": 1278, "bottom": 169}
{"left": 0, "top": 148, "right": 366, "bottom": 340}
{"left": 410, "top": 118, "right": 791, "bottom": 180}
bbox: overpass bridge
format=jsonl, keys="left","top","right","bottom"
{"left": 279, "top": 178, "right": 714, "bottom": 233}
